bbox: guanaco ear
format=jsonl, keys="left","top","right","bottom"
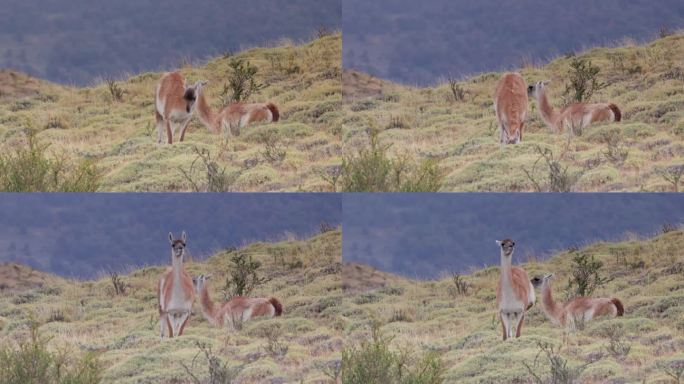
{"left": 204, "top": 274, "right": 212, "bottom": 280}
{"left": 495, "top": 240, "right": 502, "bottom": 246}
{"left": 542, "top": 80, "right": 551, "bottom": 86}
{"left": 168, "top": 232, "right": 174, "bottom": 244}
{"left": 181, "top": 231, "right": 187, "bottom": 243}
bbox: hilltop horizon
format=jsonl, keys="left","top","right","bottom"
{"left": 0, "top": 0, "right": 341, "bottom": 85}
{"left": 343, "top": 194, "right": 684, "bottom": 279}
{"left": 343, "top": 0, "right": 684, "bottom": 85}
{"left": 0, "top": 194, "right": 341, "bottom": 279}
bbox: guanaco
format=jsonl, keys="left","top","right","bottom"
{"left": 157, "top": 231, "right": 195, "bottom": 338}
{"left": 528, "top": 80, "right": 621, "bottom": 135}
{"left": 192, "top": 274, "right": 282, "bottom": 329}
{"left": 494, "top": 73, "right": 529, "bottom": 145}
{"left": 531, "top": 273, "right": 624, "bottom": 329}
{"left": 496, "top": 239, "right": 535, "bottom": 340}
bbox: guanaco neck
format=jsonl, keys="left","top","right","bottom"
{"left": 171, "top": 253, "right": 183, "bottom": 279}
{"left": 536, "top": 88, "right": 560, "bottom": 130}
{"left": 500, "top": 250, "right": 513, "bottom": 288}
{"left": 199, "top": 286, "right": 219, "bottom": 325}
{"left": 195, "top": 91, "right": 220, "bottom": 133}
{"left": 541, "top": 280, "right": 564, "bottom": 324}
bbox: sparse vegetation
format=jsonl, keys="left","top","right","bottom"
{"left": 658, "top": 360, "right": 684, "bottom": 384}
{"left": 523, "top": 145, "right": 586, "bottom": 192}
{"left": 562, "top": 57, "right": 606, "bottom": 104}
{"left": 523, "top": 341, "right": 591, "bottom": 384}
{"left": 341, "top": 321, "right": 445, "bottom": 384}
{"left": 222, "top": 58, "right": 265, "bottom": 104}
{"left": 0, "top": 133, "right": 101, "bottom": 192}
{"left": 259, "top": 324, "right": 289, "bottom": 360}
{"left": 0, "top": 230, "right": 342, "bottom": 383}
{"left": 345, "top": 230, "right": 684, "bottom": 383}
{"left": 181, "top": 341, "right": 241, "bottom": 384}
{"left": 108, "top": 271, "right": 127, "bottom": 296}
{"left": 447, "top": 272, "right": 470, "bottom": 297}
{"left": 656, "top": 164, "right": 684, "bottom": 192}
{"left": 0, "top": 35, "right": 341, "bottom": 192}
{"left": 601, "top": 324, "right": 631, "bottom": 361}
{"left": 178, "top": 147, "right": 242, "bottom": 192}
{"left": 221, "top": 253, "right": 270, "bottom": 300}
{"left": 447, "top": 77, "right": 466, "bottom": 102}
{"left": 341, "top": 132, "right": 443, "bottom": 192}
{"left": 0, "top": 319, "right": 102, "bottom": 384}
{"left": 564, "top": 252, "right": 611, "bottom": 299}
{"left": 105, "top": 78, "right": 125, "bottom": 102}
{"left": 344, "top": 33, "right": 684, "bottom": 192}
{"left": 257, "top": 130, "right": 287, "bottom": 164}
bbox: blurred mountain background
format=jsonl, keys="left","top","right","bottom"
{"left": 0, "top": 0, "right": 340, "bottom": 85}
{"left": 343, "top": 0, "right": 684, "bottom": 84}
{"left": 343, "top": 194, "right": 684, "bottom": 279}
{"left": 0, "top": 194, "right": 341, "bottom": 278}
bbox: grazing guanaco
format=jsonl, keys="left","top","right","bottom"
{"left": 195, "top": 90, "right": 279, "bottom": 137}
{"left": 493, "top": 73, "right": 529, "bottom": 145}
{"left": 157, "top": 231, "right": 195, "bottom": 338}
{"left": 531, "top": 273, "right": 624, "bottom": 330}
{"left": 528, "top": 80, "right": 621, "bottom": 135}
{"left": 192, "top": 274, "right": 282, "bottom": 329}
{"left": 154, "top": 72, "right": 209, "bottom": 144}
{"left": 496, "top": 239, "right": 535, "bottom": 340}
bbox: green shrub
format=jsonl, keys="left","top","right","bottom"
{"left": 341, "top": 133, "right": 443, "bottom": 192}
{"left": 0, "top": 133, "right": 101, "bottom": 192}
{"left": 178, "top": 147, "right": 242, "bottom": 192}
{"left": 523, "top": 341, "right": 591, "bottom": 384}
{"left": 342, "top": 321, "right": 445, "bottom": 384}
{"left": 0, "top": 320, "right": 102, "bottom": 384}
{"left": 181, "top": 341, "right": 241, "bottom": 384}
{"left": 221, "top": 58, "right": 265, "bottom": 104}
{"left": 221, "top": 253, "right": 270, "bottom": 300}
{"left": 564, "top": 253, "right": 611, "bottom": 299}
{"left": 563, "top": 57, "right": 606, "bottom": 104}
{"left": 522, "top": 145, "right": 585, "bottom": 192}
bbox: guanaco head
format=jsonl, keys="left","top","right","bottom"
{"left": 502, "top": 128, "right": 521, "bottom": 145}
{"left": 530, "top": 273, "right": 554, "bottom": 289}
{"left": 527, "top": 80, "right": 551, "bottom": 99}
{"left": 530, "top": 275, "right": 543, "bottom": 288}
{"left": 183, "top": 80, "right": 209, "bottom": 113}
{"left": 168, "top": 231, "right": 187, "bottom": 261}
{"left": 541, "top": 273, "right": 555, "bottom": 288}
{"left": 192, "top": 274, "right": 211, "bottom": 295}
{"left": 496, "top": 238, "right": 515, "bottom": 257}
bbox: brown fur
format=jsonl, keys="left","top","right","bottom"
{"left": 541, "top": 277, "right": 623, "bottom": 328}
{"left": 158, "top": 266, "right": 195, "bottom": 337}
{"left": 269, "top": 297, "right": 283, "bottom": 316}
{"left": 608, "top": 103, "right": 622, "bottom": 122}
{"left": 496, "top": 239, "right": 535, "bottom": 340}
{"left": 496, "top": 267, "right": 534, "bottom": 309}
{"left": 156, "top": 72, "right": 191, "bottom": 144}
{"left": 196, "top": 279, "right": 282, "bottom": 328}
{"left": 494, "top": 73, "right": 529, "bottom": 144}
{"left": 266, "top": 103, "right": 280, "bottom": 122}
{"left": 533, "top": 83, "right": 621, "bottom": 134}
{"left": 194, "top": 91, "right": 279, "bottom": 136}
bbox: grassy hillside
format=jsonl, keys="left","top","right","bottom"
{"left": 342, "top": 229, "right": 684, "bottom": 383}
{"left": 0, "top": 34, "right": 341, "bottom": 192}
{"left": 0, "top": 230, "right": 342, "bottom": 383}
{"left": 343, "top": 33, "right": 684, "bottom": 192}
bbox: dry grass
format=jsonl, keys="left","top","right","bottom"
{"left": 0, "top": 35, "right": 341, "bottom": 192}
{"left": 343, "top": 33, "right": 684, "bottom": 191}
{"left": 0, "top": 230, "right": 342, "bottom": 383}
{"left": 343, "top": 229, "right": 684, "bottom": 383}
